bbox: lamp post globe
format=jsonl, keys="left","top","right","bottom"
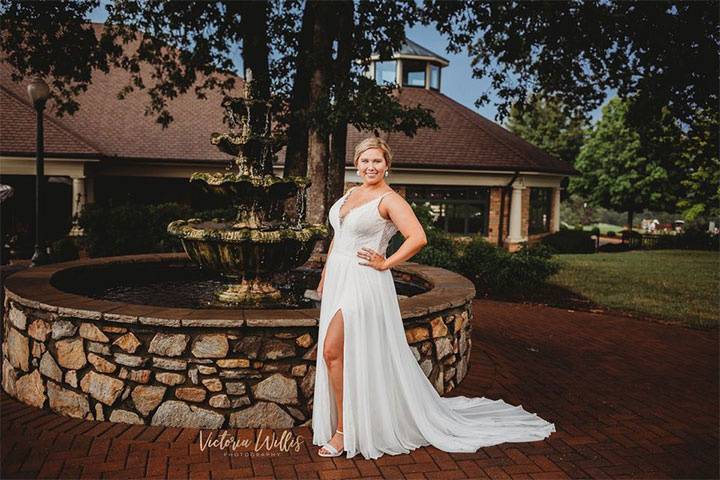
{"left": 27, "top": 77, "right": 50, "bottom": 267}
{"left": 27, "top": 77, "right": 50, "bottom": 107}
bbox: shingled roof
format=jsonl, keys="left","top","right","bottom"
{"left": 0, "top": 22, "right": 240, "bottom": 164}
{"left": 341, "top": 88, "right": 578, "bottom": 175}
{"left": 1, "top": 25, "right": 577, "bottom": 176}
{"left": 0, "top": 86, "right": 101, "bottom": 157}
{"left": 396, "top": 39, "right": 449, "bottom": 65}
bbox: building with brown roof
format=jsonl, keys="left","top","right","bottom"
{"left": 1, "top": 36, "right": 577, "bottom": 253}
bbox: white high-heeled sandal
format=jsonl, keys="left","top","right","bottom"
{"left": 318, "top": 429, "right": 345, "bottom": 457}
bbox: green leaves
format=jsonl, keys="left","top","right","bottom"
{"left": 676, "top": 109, "right": 720, "bottom": 220}
{"left": 571, "top": 97, "right": 660, "bottom": 214}
{"left": 567, "top": 95, "right": 718, "bottom": 223}
{"left": 506, "top": 92, "right": 589, "bottom": 167}
{"left": 422, "top": 1, "right": 718, "bottom": 136}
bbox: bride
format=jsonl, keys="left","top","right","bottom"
{"left": 311, "top": 137, "right": 556, "bottom": 459}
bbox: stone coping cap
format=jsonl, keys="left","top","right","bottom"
{"left": 4, "top": 253, "right": 475, "bottom": 328}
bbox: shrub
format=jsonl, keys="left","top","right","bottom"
{"left": 540, "top": 229, "right": 595, "bottom": 254}
{"left": 410, "top": 202, "right": 436, "bottom": 229}
{"left": 457, "top": 237, "right": 561, "bottom": 296}
{"left": 79, "top": 202, "right": 193, "bottom": 257}
{"left": 407, "top": 203, "right": 562, "bottom": 296}
{"left": 675, "top": 225, "right": 720, "bottom": 250}
{"left": 411, "top": 228, "right": 461, "bottom": 271}
{"left": 147, "top": 203, "right": 197, "bottom": 253}
{"left": 408, "top": 203, "right": 461, "bottom": 271}
{"left": 500, "top": 243, "right": 562, "bottom": 293}
{"left": 455, "top": 236, "right": 508, "bottom": 293}
{"left": 50, "top": 237, "right": 80, "bottom": 263}
{"left": 606, "top": 231, "right": 616, "bottom": 238}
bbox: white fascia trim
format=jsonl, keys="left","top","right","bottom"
{"left": 1, "top": 155, "right": 98, "bottom": 177}
{"left": 341, "top": 166, "right": 566, "bottom": 188}
{"left": 369, "top": 54, "right": 449, "bottom": 67}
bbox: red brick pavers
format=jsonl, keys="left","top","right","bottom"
{"left": 2, "top": 299, "right": 717, "bottom": 479}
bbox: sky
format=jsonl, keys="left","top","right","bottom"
{"left": 89, "top": 2, "right": 608, "bottom": 126}
{"left": 406, "top": 22, "right": 608, "bottom": 125}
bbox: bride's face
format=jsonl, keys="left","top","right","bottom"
{"left": 357, "top": 148, "right": 388, "bottom": 185}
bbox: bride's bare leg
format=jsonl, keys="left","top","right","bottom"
{"left": 319, "top": 308, "right": 344, "bottom": 454}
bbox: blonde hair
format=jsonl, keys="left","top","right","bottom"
{"left": 353, "top": 137, "right": 393, "bottom": 169}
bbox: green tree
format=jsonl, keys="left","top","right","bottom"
{"left": 676, "top": 109, "right": 720, "bottom": 221}
{"left": 506, "top": 92, "right": 589, "bottom": 167}
{"left": 422, "top": 1, "right": 718, "bottom": 129}
{"left": 570, "top": 97, "right": 682, "bottom": 229}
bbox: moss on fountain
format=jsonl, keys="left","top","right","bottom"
{"left": 168, "top": 220, "right": 327, "bottom": 243}
{"left": 190, "top": 172, "right": 311, "bottom": 188}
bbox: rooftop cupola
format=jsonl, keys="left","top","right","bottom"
{"left": 366, "top": 39, "right": 449, "bottom": 91}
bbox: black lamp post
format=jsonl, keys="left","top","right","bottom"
{"left": 27, "top": 77, "right": 50, "bottom": 267}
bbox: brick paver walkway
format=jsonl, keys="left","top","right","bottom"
{"left": 2, "top": 299, "right": 717, "bottom": 479}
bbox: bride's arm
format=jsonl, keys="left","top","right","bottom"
{"left": 379, "top": 195, "right": 427, "bottom": 271}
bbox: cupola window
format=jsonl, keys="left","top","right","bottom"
{"left": 375, "top": 60, "right": 397, "bottom": 85}
{"left": 429, "top": 64, "right": 440, "bottom": 90}
{"left": 402, "top": 60, "right": 427, "bottom": 87}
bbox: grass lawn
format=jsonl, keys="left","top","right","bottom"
{"left": 580, "top": 223, "right": 625, "bottom": 235}
{"left": 549, "top": 250, "right": 719, "bottom": 329}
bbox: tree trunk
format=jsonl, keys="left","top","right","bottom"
{"left": 231, "top": 1, "right": 270, "bottom": 103}
{"left": 228, "top": 1, "right": 271, "bottom": 175}
{"left": 323, "top": 1, "right": 354, "bottom": 251}
{"left": 305, "top": 2, "right": 337, "bottom": 255}
{"left": 282, "top": 2, "right": 316, "bottom": 179}
{"left": 627, "top": 210, "right": 634, "bottom": 231}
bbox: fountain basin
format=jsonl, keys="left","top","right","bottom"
{"left": 2, "top": 253, "right": 476, "bottom": 429}
{"left": 168, "top": 220, "right": 326, "bottom": 277}
{"left": 167, "top": 221, "right": 327, "bottom": 305}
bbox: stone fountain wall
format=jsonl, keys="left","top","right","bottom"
{"left": 1, "top": 253, "right": 475, "bottom": 429}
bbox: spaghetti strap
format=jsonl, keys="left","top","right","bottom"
{"left": 377, "top": 190, "right": 394, "bottom": 207}
{"left": 378, "top": 191, "right": 394, "bottom": 200}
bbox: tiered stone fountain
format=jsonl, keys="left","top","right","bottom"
{"left": 167, "top": 81, "right": 326, "bottom": 307}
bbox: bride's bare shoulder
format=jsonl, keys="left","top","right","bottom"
{"left": 378, "top": 189, "right": 410, "bottom": 219}
{"left": 383, "top": 189, "right": 407, "bottom": 203}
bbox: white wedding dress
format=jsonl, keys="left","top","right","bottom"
{"left": 311, "top": 187, "right": 556, "bottom": 460}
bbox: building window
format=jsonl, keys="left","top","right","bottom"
{"left": 429, "top": 64, "right": 440, "bottom": 90}
{"left": 374, "top": 61, "right": 397, "bottom": 85}
{"left": 529, "top": 187, "right": 552, "bottom": 234}
{"left": 406, "top": 186, "right": 490, "bottom": 235}
{"left": 402, "top": 60, "right": 426, "bottom": 87}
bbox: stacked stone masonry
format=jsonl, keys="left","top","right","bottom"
{"left": 1, "top": 253, "right": 475, "bottom": 429}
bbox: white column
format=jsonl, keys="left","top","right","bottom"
{"left": 72, "top": 177, "right": 87, "bottom": 218}
{"left": 396, "top": 59, "right": 402, "bottom": 85}
{"left": 70, "top": 176, "right": 95, "bottom": 236}
{"left": 507, "top": 179, "right": 526, "bottom": 243}
{"left": 551, "top": 187, "right": 561, "bottom": 233}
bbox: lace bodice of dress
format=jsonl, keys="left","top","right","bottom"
{"left": 329, "top": 187, "right": 399, "bottom": 257}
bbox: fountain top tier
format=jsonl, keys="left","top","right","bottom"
{"left": 166, "top": 75, "right": 328, "bottom": 306}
